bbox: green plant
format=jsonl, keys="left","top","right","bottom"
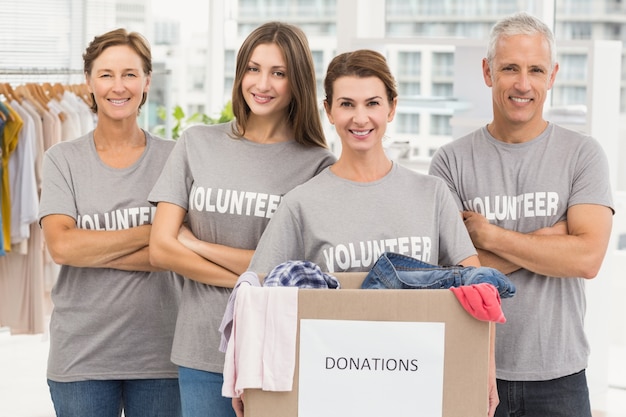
{"left": 153, "top": 101, "right": 234, "bottom": 139}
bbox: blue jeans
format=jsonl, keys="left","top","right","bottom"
{"left": 178, "top": 366, "right": 235, "bottom": 417}
{"left": 495, "top": 370, "right": 592, "bottom": 417}
{"left": 361, "top": 252, "right": 516, "bottom": 298}
{"left": 48, "top": 378, "right": 181, "bottom": 417}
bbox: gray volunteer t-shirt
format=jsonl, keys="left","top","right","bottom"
{"left": 38, "top": 131, "right": 183, "bottom": 382}
{"left": 148, "top": 121, "right": 336, "bottom": 373}
{"left": 429, "top": 123, "right": 614, "bottom": 381}
{"left": 249, "top": 162, "right": 477, "bottom": 274}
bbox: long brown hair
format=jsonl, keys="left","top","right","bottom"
{"left": 231, "top": 22, "right": 327, "bottom": 148}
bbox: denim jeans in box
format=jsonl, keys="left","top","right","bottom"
{"left": 361, "top": 252, "right": 516, "bottom": 298}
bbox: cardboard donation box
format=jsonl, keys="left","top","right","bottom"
{"left": 244, "top": 272, "right": 491, "bottom": 417}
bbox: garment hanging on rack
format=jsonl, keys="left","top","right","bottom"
{"left": 0, "top": 80, "right": 95, "bottom": 334}
{"left": 0, "top": 101, "right": 12, "bottom": 256}
{"left": 0, "top": 101, "right": 22, "bottom": 252}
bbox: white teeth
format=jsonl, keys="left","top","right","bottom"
{"left": 352, "top": 130, "right": 370, "bottom": 136}
{"left": 254, "top": 94, "right": 271, "bottom": 103}
{"left": 511, "top": 97, "right": 531, "bottom": 103}
{"left": 110, "top": 99, "right": 127, "bottom": 105}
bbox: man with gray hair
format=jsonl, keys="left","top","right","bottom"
{"left": 430, "top": 11, "right": 614, "bottom": 417}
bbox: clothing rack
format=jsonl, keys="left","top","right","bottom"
{"left": 0, "top": 81, "right": 92, "bottom": 121}
{"left": 0, "top": 68, "right": 85, "bottom": 85}
{"left": 0, "top": 71, "right": 99, "bottom": 335}
{"left": 0, "top": 67, "right": 171, "bottom": 75}
{"left": 0, "top": 68, "right": 83, "bottom": 75}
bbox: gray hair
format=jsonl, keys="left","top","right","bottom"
{"left": 486, "top": 11, "right": 556, "bottom": 71}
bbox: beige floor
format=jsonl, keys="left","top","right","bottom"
{"left": 0, "top": 327, "right": 625, "bottom": 417}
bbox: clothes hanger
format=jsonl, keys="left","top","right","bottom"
{"left": 42, "top": 82, "right": 56, "bottom": 100}
{"left": 43, "top": 82, "right": 63, "bottom": 101}
{"left": 33, "top": 83, "right": 67, "bottom": 121}
{"left": 16, "top": 84, "right": 47, "bottom": 116}
{"left": 31, "top": 83, "right": 51, "bottom": 106}
{"left": 26, "top": 83, "right": 54, "bottom": 114}
{"left": 2, "top": 82, "right": 21, "bottom": 104}
{"left": 52, "top": 83, "right": 66, "bottom": 100}
{"left": 69, "top": 83, "right": 92, "bottom": 107}
{"left": 0, "top": 84, "right": 17, "bottom": 121}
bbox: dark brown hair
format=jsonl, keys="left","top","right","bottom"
{"left": 83, "top": 28, "right": 152, "bottom": 113}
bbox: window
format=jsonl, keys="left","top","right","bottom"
{"left": 224, "top": 50, "right": 235, "bottom": 74}
{"left": 564, "top": 22, "right": 592, "bottom": 40}
{"left": 398, "top": 81, "right": 421, "bottom": 97}
{"left": 386, "top": 0, "right": 420, "bottom": 16}
{"left": 311, "top": 50, "right": 325, "bottom": 77}
{"left": 224, "top": 77, "right": 234, "bottom": 103}
{"left": 430, "top": 114, "right": 452, "bottom": 135}
{"left": 187, "top": 104, "right": 205, "bottom": 116}
{"left": 553, "top": 85, "right": 587, "bottom": 107}
{"left": 317, "top": 79, "right": 324, "bottom": 101}
{"left": 395, "top": 113, "right": 420, "bottom": 134}
{"left": 188, "top": 68, "right": 205, "bottom": 91}
{"left": 432, "top": 83, "right": 453, "bottom": 97}
{"left": 560, "top": 0, "right": 593, "bottom": 14}
{"left": 296, "top": 0, "right": 336, "bottom": 17}
{"left": 558, "top": 54, "right": 587, "bottom": 81}
{"left": 398, "top": 52, "right": 421, "bottom": 77}
{"left": 432, "top": 52, "right": 454, "bottom": 77}
{"left": 387, "top": 22, "right": 419, "bottom": 36}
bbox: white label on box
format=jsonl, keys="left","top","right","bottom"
{"left": 298, "top": 319, "right": 445, "bottom": 417}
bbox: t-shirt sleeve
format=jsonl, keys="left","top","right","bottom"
{"left": 435, "top": 180, "right": 477, "bottom": 266}
{"left": 148, "top": 134, "right": 192, "bottom": 209}
{"left": 429, "top": 147, "right": 464, "bottom": 211}
{"left": 569, "top": 137, "right": 614, "bottom": 212}
{"left": 248, "top": 199, "right": 305, "bottom": 274}
{"left": 38, "top": 146, "right": 77, "bottom": 223}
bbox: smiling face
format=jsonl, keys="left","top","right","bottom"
{"left": 241, "top": 43, "right": 292, "bottom": 120}
{"left": 483, "top": 33, "right": 558, "bottom": 139}
{"left": 324, "top": 75, "right": 397, "bottom": 154}
{"left": 86, "top": 44, "right": 150, "bottom": 122}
